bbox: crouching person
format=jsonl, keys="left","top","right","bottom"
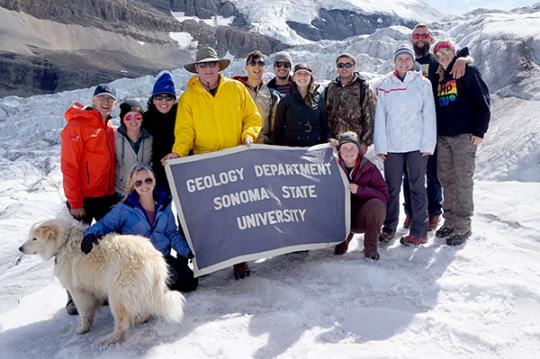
{"left": 80, "top": 163, "right": 198, "bottom": 293}
{"left": 334, "top": 132, "right": 389, "bottom": 260}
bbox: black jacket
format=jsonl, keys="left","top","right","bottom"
{"left": 436, "top": 60, "right": 491, "bottom": 138}
{"left": 142, "top": 103, "right": 178, "bottom": 190}
{"left": 272, "top": 86, "right": 330, "bottom": 147}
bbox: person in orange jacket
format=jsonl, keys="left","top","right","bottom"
{"left": 60, "top": 84, "right": 119, "bottom": 315}
{"left": 61, "top": 84, "right": 118, "bottom": 225}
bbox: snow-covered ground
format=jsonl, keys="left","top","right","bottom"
{"left": 1, "top": 4, "right": 540, "bottom": 359}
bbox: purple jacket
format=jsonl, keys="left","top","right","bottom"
{"left": 339, "top": 156, "right": 389, "bottom": 207}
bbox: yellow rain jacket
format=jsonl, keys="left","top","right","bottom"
{"left": 173, "top": 75, "right": 262, "bottom": 156}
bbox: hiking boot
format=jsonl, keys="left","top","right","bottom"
{"left": 446, "top": 231, "right": 471, "bottom": 246}
{"left": 66, "top": 292, "right": 78, "bottom": 316}
{"left": 233, "top": 262, "right": 250, "bottom": 280}
{"left": 378, "top": 230, "right": 394, "bottom": 244}
{"left": 403, "top": 214, "right": 412, "bottom": 229}
{"left": 435, "top": 226, "right": 454, "bottom": 239}
{"left": 400, "top": 235, "right": 428, "bottom": 246}
{"left": 334, "top": 234, "right": 354, "bottom": 255}
{"left": 428, "top": 215, "right": 441, "bottom": 231}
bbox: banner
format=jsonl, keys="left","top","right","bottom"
{"left": 166, "top": 144, "right": 350, "bottom": 277}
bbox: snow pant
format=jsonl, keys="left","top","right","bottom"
{"left": 165, "top": 255, "right": 198, "bottom": 293}
{"left": 351, "top": 198, "right": 386, "bottom": 256}
{"left": 437, "top": 134, "right": 477, "bottom": 234}
{"left": 403, "top": 149, "right": 443, "bottom": 216}
{"left": 383, "top": 151, "right": 428, "bottom": 237}
{"left": 66, "top": 195, "right": 119, "bottom": 225}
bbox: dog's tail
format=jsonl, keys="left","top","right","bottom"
{"left": 154, "top": 289, "right": 185, "bottom": 322}
{"left": 148, "top": 258, "right": 185, "bottom": 323}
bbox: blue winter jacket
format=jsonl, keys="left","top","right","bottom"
{"left": 83, "top": 190, "right": 190, "bottom": 258}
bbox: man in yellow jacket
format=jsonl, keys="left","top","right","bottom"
{"left": 167, "top": 47, "right": 262, "bottom": 279}
{"left": 168, "top": 47, "right": 261, "bottom": 158}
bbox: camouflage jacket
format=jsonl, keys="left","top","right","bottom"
{"left": 324, "top": 73, "right": 376, "bottom": 145}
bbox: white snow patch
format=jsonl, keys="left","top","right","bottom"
{"left": 172, "top": 11, "right": 234, "bottom": 27}
{"left": 169, "top": 31, "right": 197, "bottom": 49}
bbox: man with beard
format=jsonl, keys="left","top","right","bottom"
{"left": 401, "top": 24, "right": 472, "bottom": 233}
{"left": 267, "top": 51, "right": 294, "bottom": 96}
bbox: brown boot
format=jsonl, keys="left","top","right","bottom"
{"left": 334, "top": 233, "right": 354, "bottom": 255}
{"left": 233, "top": 262, "right": 250, "bottom": 280}
{"left": 428, "top": 215, "right": 441, "bottom": 231}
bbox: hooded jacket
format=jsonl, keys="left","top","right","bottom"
{"left": 61, "top": 103, "right": 115, "bottom": 209}
{"left": 338, "top": 156, "right": 389, "bottom": 207}
{"left": 114, "top": 126, "right": 153, "bottom": 195}
{"left": 173, "top": 75, "right": 262, "bottom": 156}
{"left": 435, "top": 60, "right": 491, "bottom": 138}
{"left": 84, "top": 190, "right": 190, "bottom": 258}
{"left": 374, "top": 70, "right": 437, "bottom": 155}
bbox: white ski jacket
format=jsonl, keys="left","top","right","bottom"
{"left": 374, "top": 70, "right": 436, "bottom": 155}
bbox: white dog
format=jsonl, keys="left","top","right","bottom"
{"left": 19, "top": 219, "right": 185, "bottom": 345}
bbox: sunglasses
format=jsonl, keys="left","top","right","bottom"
{"left": 124, "top": 113, "right": 142, "bottom": 122}
{"left": 435, "top": 49, "right": 454, "bottom": 58}
{"left": 134, "top": 177, "right": 154, "bottom": 188}
{"left": 154, "top": 94, "right": 175, "bottom": 101}
{"left": 274, "top": 61, "right": 291, "bottom": 69}
{"left": 248, "top": 60, "right": 266, "bottom": 67}
{"left": 413, "top": 33, "right": 430, "bottom": 40}
{"left": 197, "top": 61, "right": 218, "bottom": 69}
{"left": 337, "top": 62, "right": 354, "bottom": 69}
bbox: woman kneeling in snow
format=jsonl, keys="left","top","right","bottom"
{"left": 81, "top": 163, "right": 198, "bottom": 293}
{"left": 334, "top": 132, "right": 389, "bottom": 260}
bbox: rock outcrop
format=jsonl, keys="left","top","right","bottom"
{"left": 287, "top": 8, "right": 416, "bottom": 41}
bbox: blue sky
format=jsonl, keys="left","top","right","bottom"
{"left": 425, "top": 0, "right": 538, "bottom": 14}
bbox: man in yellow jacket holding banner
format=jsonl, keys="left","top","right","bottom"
{"left": 167, "top": 47, "right": 262, "bottom": 279}
{"left": 170, "top": 47, "right": 261, "bottom": 157}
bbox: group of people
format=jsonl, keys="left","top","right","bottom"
{"left": 59, "top": 23, "right": 491, "bottom": 314}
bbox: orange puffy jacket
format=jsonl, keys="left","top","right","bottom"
{"left": 61, "top": 103, "right": 115, "bottom": 209}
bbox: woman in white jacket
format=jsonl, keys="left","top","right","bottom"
{"left": 374, "top": 44, "right": 437, "bottom": 246}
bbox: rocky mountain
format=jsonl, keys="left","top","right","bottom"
{"left": 0, "top": 0, "right": 441, "bottom": 97}
{"left": 0, "top": 0, "right": 285, "bottom": 97}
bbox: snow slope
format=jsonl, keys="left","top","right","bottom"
{"left": 228, "top": 0, "right": 442, "bottom": 44}
{"left": 1, "top": 5, "right": 540, "bottom": 359}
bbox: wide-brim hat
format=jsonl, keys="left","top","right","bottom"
{"left": 184, "top": 47, "right": 231, "bottom": 74}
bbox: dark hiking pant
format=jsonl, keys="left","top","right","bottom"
{"left": 437, "top": 134, "right": 477, "bottom": 234}
{"left": 165, "top": 255, "right": 199, "bottom": 293}
{"left": 383, "top": 151, "right": 428, "bottom": 237}
{"left": 351, "top": 198, "right": 386, "bottom": 256}
{"left": 403, "top": 149, "right": 443, "bottom": 216}
{"left": 66, "top": 195, "right": 119, "bottom": 225}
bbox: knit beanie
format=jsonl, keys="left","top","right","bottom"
{"left": 393, "top": 44, "right": 415, "bottom": 62}
{"left": 433, "top": 40, "right": 457, "bottom": 55}
{"left": 273, "top": 51, "right": 294, "bottom": 68}
{"left": 119, "top": 100, "right": 142, "bottom": 122}
{"left": 337, "top": 131, "right": 361, "bottom": 151}
{"left": 152, "top": 71, "right": 176, "bottom": 97}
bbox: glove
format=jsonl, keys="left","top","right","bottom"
{"left": 81, "top": 233, "right": 100, "bottom": 254}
